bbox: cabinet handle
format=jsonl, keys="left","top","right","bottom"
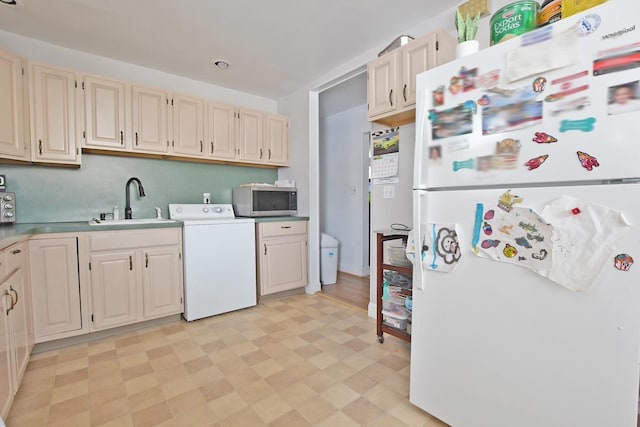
{"left": 10, "top": 249, "right": 21, "bottom": 255}
{"left": 389, "top": 89, "right": 393, "bottom": 107}
{"left": 145, "top": 253, "right": 148, "bottom": 268}
{"left": 259, "top": 148, "right": 263, "bottom": 159}
{"left": 38, "top": 139, "right": 43, "bottom": 155}
{"left": 135, "top": 132, "right": 139, "bottom": 145}
{"left": 210, "top": 142, "right": 214, "bottom": 154}
{"left": 200, "top": 140, "right": 203, "bottom": 153}
{"left": 403, "top": 84, "right": 407, "bottom": 102}
{"left": 129, "top": 255, "right": 133, "bottom": 270}
{"left": 9, "top": 286, "right": 17, "bottom": 309}
{"left": 120, "top": 131, "right": 124, "bottom": 145}
{"left": 268, "top": 149, "right": 271, "bottom": 160}
{"left": 281, "top": 225, "right": 291, "bottom": 229}
{"left": 264, "top": 243, "right": 267, "bottom": 255}
{"left": 4, "top": 290, "right": 12, "bottom": 315}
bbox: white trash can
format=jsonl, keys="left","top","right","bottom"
{"left": 320, "top": 233, "right": 339, "bottom": 285}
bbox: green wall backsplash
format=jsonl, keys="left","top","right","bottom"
{"left": 2, "top": 155, "right": 278, "bottom": 223}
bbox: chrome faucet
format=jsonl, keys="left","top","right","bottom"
{"left": 125, "top": 177, "right": 146, "bottom": 219}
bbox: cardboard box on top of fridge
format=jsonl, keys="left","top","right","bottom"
{"left": 562, "top": 0, "right": 607, "bottom": 17}
{"left": 276, "top": 180, "right": 295, "bottom": 187}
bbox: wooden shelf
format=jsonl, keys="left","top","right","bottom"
{"left": 376, "top": 232, "right": 412, "bottom": 344}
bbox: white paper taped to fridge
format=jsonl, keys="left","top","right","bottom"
{"left": 540, "top": 195, "right": 631, "bottom": 292}
{"left": 407, "top": 224, "right": 463, "bottom": 273}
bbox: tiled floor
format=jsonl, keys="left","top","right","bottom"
{"left": 321, "top": 272, "right": 370, "bottom": 311}
{"left": 7, "top": 294, "right": 449, "bottom": 427}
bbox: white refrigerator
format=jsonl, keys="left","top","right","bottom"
{"left": 410, "top": 1, "right": 640, "bottom": 426}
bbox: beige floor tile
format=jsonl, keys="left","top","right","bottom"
{"left": 390, "top": 400, "right": 438, "bottom": 426}
{"left": 251, "top": 393, "right": 293, "bottom": 424}
{"left": 90, "top": 382, "right": 127, "bottom": 407}
{"left": 364, "top": 383, "right": 406, "bottom": 412}
{"left": 342, "top": 396, "right": 386, "bottom": 426}
{"left": 236, "top": 378, "right": 277, "bottom": 403}
{"left": 5, "top": 406, "right": 49, "bottom": 427}
{"left": 320, "top": 382, "right": 361, "bottom": 409}
{"left": 47, "top": 395, "right": 90, "bottom": 424}
{"left": 268, "top": 409, "right": 312, "bottom": 427}
{"left": 276, "top": 382, "right": 318, "bottom": 407}
{"left": 295, "top": 396, "right": 337, "bottom": 425}
{"left": 316, "top": 411, "right": 360, "bottom": 427}
{"left": 208, "top": 391, "right": 249, "bottom": 422}
{"left": 127, "top": 386, "right": 165, "bottom": 413}
{"left": 159, "top": 374, "right": 198, "bottom": 400}
{"left": 200, "top": 377, "right": 234, "bottom": 402}
{"left": 124, "top": 372, "right": 159, "bottom": 395}
{"left": 47, "top": 410, "right": 91, "bottom": 427}
{"left": 90, "top": 396, "right": 130, "bottom": 426}
{"left": 131, "top": 401, "right": 173, "bottom": 427}
{"left": 49, "top": 379, "right": 89, "bottom": 405}
{"left": 166, "top": 387, "right": 207, "bottom": 416}
{"left": 219, "top": 407, "right": 267, "bottom": 427}
{"left": 170, "top": 401, "right": 217, "bottom": 426}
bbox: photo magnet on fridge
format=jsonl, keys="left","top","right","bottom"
{"left": 614, "top": 254, "right": 634, "bottom": 271}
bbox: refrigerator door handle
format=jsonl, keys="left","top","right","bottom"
{"left": 413, "top": 191, "right": 425, "bottom": 290}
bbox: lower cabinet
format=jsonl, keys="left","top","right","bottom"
{"left": 29, "top": 237, "right": 82, "bottom": 341}
{"left": 1, "top": 241, "right": 34, "bottom": 420}
{"left": 257, "top": 220, "right": 308, "bottom": 296}
{"left": 87, "top": 228, "right": 183, "bottom": 331}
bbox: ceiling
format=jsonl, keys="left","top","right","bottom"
{"left": 0, "top": 0, "right": 452, "bottom": 100}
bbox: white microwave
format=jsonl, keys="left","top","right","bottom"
{"left": 232, "top": 185, "right": 297, "bottom": 217}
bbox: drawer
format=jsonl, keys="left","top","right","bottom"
{"left": 260, "top": 221, "right": 307, "bottom": 238}
{"left": 89, "top": 228, "right": 181, "bottom": 251}
{"left": 5, "top": 241, "right": 27, "bottom": 275}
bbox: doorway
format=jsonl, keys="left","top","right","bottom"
{"left": 318, "top": 72, "right": 372, "bottom": 310}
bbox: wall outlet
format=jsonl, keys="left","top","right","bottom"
{"left": 383, "top": 185, "right": 395, "bottom": 199}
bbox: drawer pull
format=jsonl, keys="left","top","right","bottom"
{"left": 145, "top": 253, "right": 149, "bottom": 268}
{"left": 10, "top": 249, "right": 21, "bottom": 255}
{"left": 120, "top": 131, "right": 124, "bottom": 145}
{"left": 129, "top": 255, "right": 133, "bottom": 271}
{"left": 281, "top": 225, "right": 291, "bottom": 229}
{"left": 264, "top": 244, "right": 267, "bottom": 255}
{"left": 38, "top": 139, "right": 43, "bottom": 155}
{"left": 9, "top": 286, "right": 17, "bottom": 308}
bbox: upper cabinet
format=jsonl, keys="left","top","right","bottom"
{"left": 171, "top": 94, "right": 205, "bottom": 157}
{"left": 132, "top": 85, "right": 169, "bottom": 154}
{"left": 263, "top": 113, "right": 289, "bottom": 166}
{"left": 27, "top": 62, "right": 82, "bottom": 165}
{"left": 0, "top": 48, "right": 28, "bottom": 161}
{"left": 368, "top": 29, "right": 456, "bottom": 127}
{"left": 237, "top": 108, "right": 263, "bottom": 162}
{"left": 206, "top": 102, "right": 236, "bottom": 160}
{"left": 84, "top": 74, "right": 131, "bottom": 151}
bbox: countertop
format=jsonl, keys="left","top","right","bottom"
{"left": 0, "top": 220, "right": 183, "bottom": 250}
{"left": 251, "top": 216, "right": 309, "bottom": 223}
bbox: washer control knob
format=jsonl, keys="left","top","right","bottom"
{"left": 215, "top": 207, "right": 223, "bottom": 213}
{"left": 203, "top": 207, "right": 209, "bottom": 213}
{"left": 176, "top": 207, "right": 183, "bottom": 213}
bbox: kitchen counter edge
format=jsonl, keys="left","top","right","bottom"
{"left": 251, "top": 216, "right": 309, "bottom": 223}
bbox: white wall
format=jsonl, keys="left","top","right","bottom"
{"left": 0, "top": 30, "right": 277, "bottom": 112}
{"left": 319, "top": 104, "right": 370, "bottom": 277}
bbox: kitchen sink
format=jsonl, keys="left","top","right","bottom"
{"left": 88, "top": 218, "right": 178, "bottom": 226}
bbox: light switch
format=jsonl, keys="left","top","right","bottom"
{"left": 383, "top": 185, "right": 395, "bottom": 199}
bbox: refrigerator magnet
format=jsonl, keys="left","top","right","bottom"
{"left": 477, "top": 69, "right": 500, "bottom": 89}
{"left": 532, "top": 132, "right": 557, "bottom": 143}
{"left": 453, "top": 159, "right": 475, "bottom": 171}
{"left": 497, "top": 190, "right": 523, "bottom": 212}
{"left": 525, "top": 154, "right": 549, "bottom": 171}
{"left": 532, "top": 77, "right": 547, "bottom": 93}
{"left": 560, "top": 117, "right": 596, "bottom": 132}
{"left": 576, "top": 14, "right": 601, "bottom": 36}
{"left": 449, "top": 76, "right": 462, "bottom": 94}
{"left": 463, "top": 100, "right": 478, "bottom": 114}
{"left": 577, "top": 151, "right": 600, "bottom": 171}
{"left": 460, "top": 67, "right": 478, "bottom": 92}
{"left": 614, "top": 254, "right": 634, "bottom": 271}
{"left": 433, "top": 86, "right": 445, "bottom": 106}
{"left": 478, "top": 94, "right": 491, "bottom": 106}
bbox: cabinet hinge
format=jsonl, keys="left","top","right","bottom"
{"left": 171, "top": 99, "right": 174, "bottom": 106}
{"left": 82, "top": 82, "right": 85, "bottom": 90}
{"left": 76, "top": 148, "right": 79, "bottom": 155}
{"left": 82, "top": 130, "right": 86, "bottom": 139}
{"left": 166, "top": 98, "right": 169, "bottom": 105}
{"left": 180, "top": 297, "right": 183, "bottom": 304}
{"left": 91, "top": 314, "right": 94, "bottom": 322}
{"left": 74, "top": 80, "right": 78, "bottom": 88}
{"left": 436, "top": 40, "right": 439, "bottom": 51}
{"left": 179, "top": 252, "right": 182, "bottom": 260}
{"left": 88, "top": 262, "right": 91, "bottom": 271}
{"left": 21, "top": 67, "right": 24, "bottom": 76}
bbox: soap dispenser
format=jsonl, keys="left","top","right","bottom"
{"left": 113, "top": 206, "right": 120, "bottom": 220}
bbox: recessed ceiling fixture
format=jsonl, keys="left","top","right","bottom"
{"left": 211, "top": 59, "right": 230, "bottom": 70}
{"left": 0, "top": 0, "right": 17, "bottom": 4}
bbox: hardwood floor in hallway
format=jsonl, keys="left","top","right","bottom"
{"left": 321, "top": 272, "right": 370, "bottom": 311}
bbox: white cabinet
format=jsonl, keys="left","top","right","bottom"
{"left": 132, "top": 85, "right": 169, "bottom": 154}
{"left": 27, "top": 62, "right": 82, "bottom": 164}
{"left": 263, "top": 113, "right": 289, "bottom": 165}
{"left": 83, "top": 75, "right": 131, "bottom": 150}
{"left": 237, "top": 108, "right": 263, "bottom": 162}
{"left": 0, "top": 48, "right": 28, "bottom": 161}
{"left": 257, "top": 221, "right": 308, "bottom": 296}
{"left": 367, "top": 29, "right": 455, "bottom": 126}
{"left": 206, "top": 102, "right": 236, "bottom": 160}
{"left": 171, "top": 94, "right": 205, "bottom": 157}
{"left": 87, "top": 228, "right": 183, "bottom": 331}
{"left": 1, "top": 241, "right": 33, "bottom": 420}
{"left": 29, "top": 237, "right": 82, "bottom": 341}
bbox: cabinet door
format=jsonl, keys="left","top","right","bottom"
{"left": 0, "top": 48, "right": 27, "bottom": 160}
{"left": 400, "top": 33, "right": 436, "bottom": 108}
{"left": 6, "top": 269, "right": 29, "bottom": 387}
{"left": 367, "top": 52, "right": 398, "bottom": 118}
{"left": 132, "top": 85, "right": 169, "bottom": 153}
{"left": 84, "top": 75, "right": 130, "bottom": 150}
{"left": 263, "top": 113, "right": 288, "bottom": 165}
{"left": 260, "top": 234, "right": 307, "bottom": 295}
{"left": 89, "top": 251, "right": 138, "bottom": 331}
{"left": 171, "top": 94, "right": 205, "bottom": 157}
{"left": 0, "top": 282, "right": 13, "bottom": 420}
{"left": 142, "top": 247, "right": 183, "bottom": 319}
{"left": 29, "top": 63, "right": 81, "bottom": 164}
{"left": 206, "top": 102, "right": 236, "bottom": 160}
{"left": 237, "top": 108, "right": 263, "bottom": 162}
{"left": 29, "top": 238, "right": 82, "bottom": 340}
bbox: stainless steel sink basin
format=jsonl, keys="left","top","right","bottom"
{"left": 88, "top": 218, "right": 178, "bottom": 226}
